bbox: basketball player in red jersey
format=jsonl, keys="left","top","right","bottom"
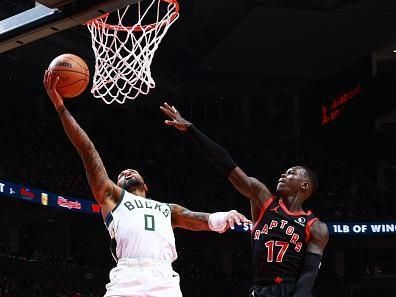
{"left": 43, "top": 71, "right": 251, "bottom": 297}
{"left": 161, "top": 102, "right": 329, "bottom": 297}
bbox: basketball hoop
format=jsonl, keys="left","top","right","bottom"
{"left": 86, "top": 0, "right": 179, "bottom": 104}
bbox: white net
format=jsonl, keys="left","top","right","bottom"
{"left": 86, "top": 0, "right": 179, "bottom": 104}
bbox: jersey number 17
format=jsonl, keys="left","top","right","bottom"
{"left": 265, "top": 240, "right": 289, "bottom": 262}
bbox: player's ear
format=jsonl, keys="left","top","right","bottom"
{"left": 301, "top": 181, "right": 309, "bottom": 191}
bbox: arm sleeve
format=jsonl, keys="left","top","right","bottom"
{"left": 186, "top": 124, "right": 237, "bottom": 175}
{"left": 293, "top": 252, "right": 322, "bottom": 297}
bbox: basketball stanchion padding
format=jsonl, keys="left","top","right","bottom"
{"left": 86, "top": 0, "right": 179, "bottom": 104}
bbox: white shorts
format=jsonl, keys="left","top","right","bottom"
{"left": 104, "top": 258, "right": 182, "bottom": 297}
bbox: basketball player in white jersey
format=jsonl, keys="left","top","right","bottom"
{"left": 43, "top": 70, "right": 250, "bottom": 297}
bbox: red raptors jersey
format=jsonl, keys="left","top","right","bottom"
{"left": 251, "top": 196, "right": 318, "bottom": 285}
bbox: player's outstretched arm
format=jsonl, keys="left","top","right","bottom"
{"left": 169, "top": 204, "right": 251, "bottom": 233}
{"left": 293, "top": 221, "right": 329, "bottom": 297}
{"left": 43, "top": 70, "right": 121, "bottom": 218}
{"left": 161, "top": 102, "right": 272, "bottom": 208}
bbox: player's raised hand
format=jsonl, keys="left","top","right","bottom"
{"left": 43, "top": 70, "right": 64, "bottom": 111}
{"left": 220, "top": 210, "right": 251, "bottom": 233}
{"left": 160, "top": 102, "right": 192, "bottom": 131}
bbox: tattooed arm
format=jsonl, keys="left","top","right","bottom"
{"left": 43, "top": 70, "right": 122, "bottom": 219}
{"left": 169, "top": 204, "right": 250, "bottom": 232}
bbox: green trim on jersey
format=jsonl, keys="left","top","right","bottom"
{"left": 112, "top": 189, "right": 125, "bottom": 213}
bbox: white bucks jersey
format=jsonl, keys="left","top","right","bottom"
{"left": 104, "top": 190, "right": 177, "bottom": 263}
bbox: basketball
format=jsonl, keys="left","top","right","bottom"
{"left": 47, "top": 54, "right": 90, "bottom": 98}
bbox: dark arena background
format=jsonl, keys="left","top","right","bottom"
{"left": 1, "top": 0, "right": 396, "bottom": 296}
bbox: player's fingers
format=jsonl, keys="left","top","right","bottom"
{"left": 161, "top": 105, "right": 176, "bottom": 117}
{"left": 44, "top": 75, "right": 48, "bottom": 89}
{"left": 47, "top": 70, "right": 55, "bottom": 89}
{"left": 244, "top": 218, "right": 252, "bottom": 224}
{"left": 43, "top": 70, "right": 48, "bottom": 85}
{"left": 164, "top": 102, "right": 173, "bottom": 111}
{"left": 44, "top": 69, "right": 49, "bottom": 83}
{"left": 239, "top": 214, "right": 249, "bottom": 223}
{"left": 160, "top": 106, "right": 175, "bottom": 119}
{"left": 47, "top": 71, "right": 53, "bottom": 90}
{"left": 53, "top": 76, "right": 60, "bottom": 89}
{"left": 172, "top": 105, "right": 179, "bottom": 114}
{"left": 234, "top": 215, "right": 242, "bottom": 226}
{"left": 164, "top": 120, "right": 177, "bottom": 127}
{"left": 243, "top": 216, "right": 252, "bottom": 224}
{"left": 160, "top": 106, "right": 170, "bottom": 115}
{"left": 228, "top": 218, "right": 235, "bottom": 230}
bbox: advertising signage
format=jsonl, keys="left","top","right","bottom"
{"left": 327, "top": 222, "right": 396, "bottom": 235}
{"left": 234, "top": 222, "right": 396, "bottom": 236}
{"left": 0, "top": 179, "right": 101, "bottom": 215}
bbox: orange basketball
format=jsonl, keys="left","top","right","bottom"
{"left": 47, "top": 54, "right": 90, "bottom": 98}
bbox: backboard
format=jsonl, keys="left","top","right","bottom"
{"left": 0, "top": 0, "right": 139, "bottom": 53}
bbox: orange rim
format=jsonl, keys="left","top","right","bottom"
{"left": 86, "top": 0, "right": 179, "bottom": 32}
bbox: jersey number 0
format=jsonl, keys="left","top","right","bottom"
{"left": 144, "top": 214, "right": 155, "bottom": 231}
